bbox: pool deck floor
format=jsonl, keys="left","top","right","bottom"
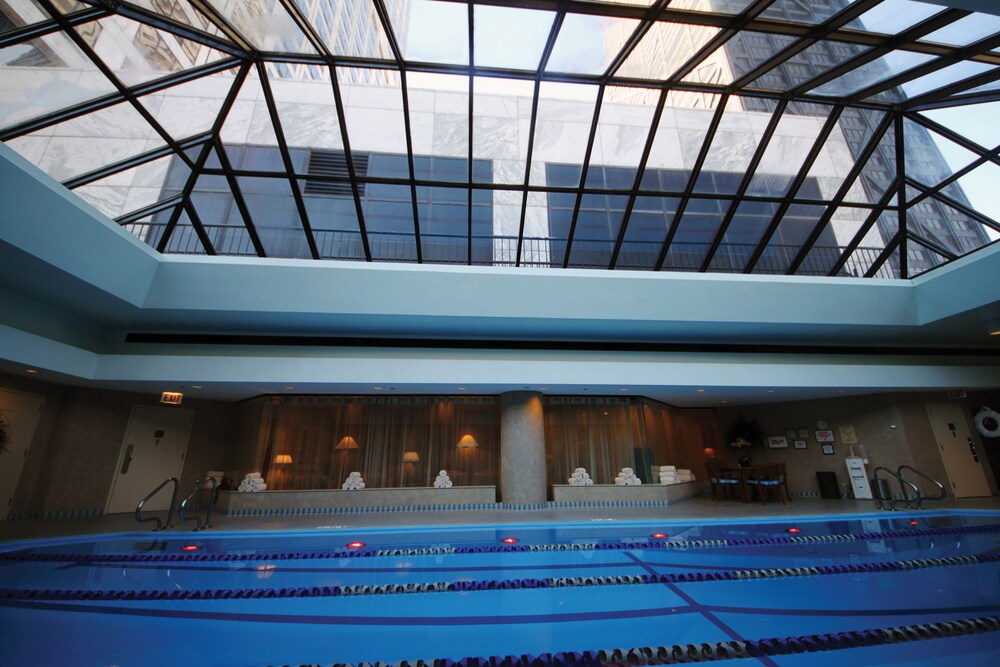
{"left": 3, "top": 495, "right": 1000, "bottom": 544}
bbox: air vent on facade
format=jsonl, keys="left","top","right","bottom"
{"left": 304, "top": 149, "right": 367, "bottom": 197}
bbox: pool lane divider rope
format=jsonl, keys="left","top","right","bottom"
{"left": 2, "top": 522, "right": 997, "bottom": 564}
{"left": 257, "top": 615, "right": 1000, "bottom": 666}
{"left": 3, "top": 551, "right": 999, "bottom": 603}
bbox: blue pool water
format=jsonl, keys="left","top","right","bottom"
{"left": 1, "top": 511, "right": 999, "bottom": 666}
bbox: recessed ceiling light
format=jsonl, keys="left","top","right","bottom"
{"left": 766, "top": 389, "right": 776, "bottom": 393}
{"left": 373, "top": 386, "right": 383, "bottom": 390}
{"left": 619, "top": 388, "right": 629, "bottom": 392}
{"left": 285, "top": 386, "right": 295, "bottom": 390}
{"left": 457, "top": 387, "right": 466, "bottom": 391}
{"left": 991, "top": 330, "right": 1000, "bottom": 336}
{"left": 720, "top": 400, "right": 728, "bottom": 404}
{"left": 192, "top": 385, "right": 203, "bottom": 389}
{"left": 696, "top": 389, "right": 705, "bottom": 393}
{"left": 836, "top": 390, "right": 845, "bottom": 393}
{"left": 25, "top": 369, "right": 37, "bottom": 374}
{"left": 539, "top": 387, "right": 548, "bottom": 391}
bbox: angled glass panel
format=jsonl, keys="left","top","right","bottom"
{"left": 201, "top": 0, "right": 316, "bottom": 55}
{"left": 520, "top": 191, "right": 550, "bottom": 267}
{"left": 873, "top": 245, "right": 902, "bottom": 279}
{"left": 748, "top": 105, "right": 832, "bottom": 197}
{"left": 72, "top": 152, "right": 187, "bottom": 220}
{"left": 844, "top": 126, "right": 896, "bottom": 204}
{"left": 567, "top": 192, "right": 630, "bottom": 269}
{"left": 615, "top": 195, "right": 679, "bottom": 270}
{"left": 162, "top": 208, "right": 208, "bottom": 255}
{"left": 903, "top": 117, "right": 979, "bottom": 188}
{"left": 236, "top": 175, "right": 311, "bottom": 259}
{"left": 418, "top": 182, "right": 470, "bottom": 264}
{"left": 292, "top": 0, "right": 393, "bottom": 59}
{"left": 407, "top": 72, "right": 468, "bottom": 182}
{"left": 953, "top": 77, "right": 1000, "bottom": 97}
{"left": 48, "top": 0, "right": 86, "bottom": 14}
{"left": 683, "top": 32, "right": 798, "bottom": 87}
{"left": 706, "top": 200, "right": 778, "bottom": 273}
{"left": 123, "top": 210, "right": 169, "bottom": 250}
{"left": 336, "top": 66, "right": 407, "bottom": 164}
{"left": 6, "top": 101, "right": 160, "bottom": 182}
{"left": 907, "top": 241, "right": 952, "bottom": 276}
{"left": 545, "top": 12, "right": 639, "bottom": 75}
{"left": 905, "top": 193, "right": 970, "bottom": 256}
{"left": 137, "top": 65, "right": 238, "bottom": 143}
{"left": 473, "top": 5, "right": 554, "bottom": 71}
{"left": 592, "top": 85, "right": 657, "bottom": 176}
{"left": 837, "top": 212, "right": 894, "bottom": 277}
{"left": 751, "top": 40, "right": 871, "bottom": 92}
{"left": 1, "top": 0, "right": 51, "bottom": 36}
{"left": 760, "top": 0, "right": 859, "bottom": 24}
{"left": 0, "top": 30, "right": 117, "bottom": 130}
{"left": 614, "top": 21, "right": 721, "bottom": 81}
{"left": 642, "top": 91, "right": 722, "bottom": 187}
{"left": 472, "top": 77, "right": 532, "bottom": 186}
{"left": 470, "top": 185, "right": 495, "bottom": 266}
{"left": 529, "top": 81, "right": 600, "bottom": 187}
{"left": 398, "top": 0, "right": 468, "bottom": 66}
{"left": 937, "top": 160, "right": 1000, "bottom": 230}
{"left": 363, "top": 179, "right": 418, "bottom": 262}
{"left": 269, "top": 65, "right": 342, "bottom": 155}
{"left": 220, "top": 68, "right": 280, "bottom": 150}
{"left": 856, "top": 0, "right": 943, "bottom": 35}
{"left": 671, "top": 0, "right": 755, "bottom": 13}
{"left": 660, "top": 197, "right": 727, "bottom": 271}
{"left": 810, "top": 50, "right": 936, "bottom": 97}
{"left": 585, "top": 1, "right": 657, "bottom": 6}
{"left": 80, "top": 15, "right": 230, "bottom": 88}
{"left": 694, "top": 96, "right": 777, "bottom": 195}
{"left": 805, "top": 107, "right": 886, "bottom": 200}
{"left": 920, "top": 13, "right": 1000, "bottom": 47}
{"left": 921, "top": 101, "right": 1000, "bottom": 149}
{"left": 306, "top": 175, "right": 365, "bottom": 262}
{"left": 753, "top": 204, "right": 826, "bottom": 274}
{"left": 490, "top": 188, "right": 523, "bottom": 265}
{"left": 796, "top": 206, "right": 869, "bottom": 275}
{"left": 124, "top": 0, "right": 221, "bottom": 34}
{"left": 893, "top": 62, "right": 998, "bottom": 103}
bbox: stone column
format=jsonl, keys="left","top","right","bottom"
{"left": 499, "top": 391, "right": 547, "bottom": 504}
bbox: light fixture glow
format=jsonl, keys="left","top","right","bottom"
{"left": 501, "top": 537, "right": 519, "bottom": 544}
{"left": 335, "top": 436, "right": 359, "bottom": 450}
{"left": 786, "top": 527, "right": 801, "bottom": 534}
{"left": 457, "top": 434, "right": 479, "bottom": 449}
{"left": 273, "top": 454, "right": 293, "bottom": 464}
{"left": 347, "top": 541, "right": 366, "bottom": 549}
{"left": 402, "top": 451, "right": 420, "bottom": 463}
{"left": 25, "top": 369, "right": 38, "bottom": 374}
{"left": 160, "top": 391, "right": 183, "bottom": 405}
{"left": 651, "top": 533, "right": 668, "bottom": 539}
{"left": 182, "top": 545, "right": 200, "bottom": 551}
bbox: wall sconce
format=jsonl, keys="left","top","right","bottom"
{"left": 402, "top": 451, "right": 420, "bottom": 463}
{"left": 335, "top": 436, "right": 359, "bottom": 450}
{"left": 703, "top": 447, "right": 716, "bottom": 459}
{"left": 273, "top": 454, "right": 293, "bottom": 464}
{"left": 457, "top": 434, "right": 479, "bottom": 449}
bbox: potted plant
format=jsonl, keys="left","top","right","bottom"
{"left": 726, "top": 415, "right": 763, "bottom": 467}
{"left": 0, "top": 414, "right": 10, "bottom": 457}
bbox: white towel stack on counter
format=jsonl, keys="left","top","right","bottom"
{"left": 433, "top": 470, "right": 453, "bottom": 488}
{"left": 342, "top": 472, "right": 366, "bottom": 490}
{"left": 237, "top": 472, "right": 267, "bottom": 492}
{"left": 568, "top": 467, "right": 594, "bottom": 486}
{"left": 658, "top": 465, "right": 679, "bottom": 485}
{"left": 677, "top": 469, "right": 695, "bottom": 482}
{"left": 614, "top": 467, "right": 642, "bottom": 486}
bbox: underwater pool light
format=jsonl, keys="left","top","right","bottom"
{"left": 909, "top": 520, "right": 920, "bottom": 526}
{"left": 651, "top": 533, "right": 668, "bottom": 539}
{"left": 786, "top": 527, "right": 801, "bottom": 534}
{"left": 347, "top": 541, "right": 366, "bottom": 549}
{"left": 501, "top": 537, "right": 519, "bottom": 544}
{"left": 181, "top": 545, "right": 200, "bottom": 551}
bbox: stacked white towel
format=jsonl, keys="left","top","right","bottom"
{"left": 342, "top": 471, "right": 366, "bottom": 490}
{"left": 433, "top": 470, "right": 453, "bottom": 488}
{"left": 568, "top": 467, "right": 594, "bottom": 486}
{"left": 614, "top": 467, "right": 642, "bottom": 486}
{"left": 237, "top": 472, "right": 267, "bottom": 492}
{"left": 658, "top": 465, "right": 679, "bottom": 485}
{"left": 677, "top": 469, "right": 695, "bottom": 482}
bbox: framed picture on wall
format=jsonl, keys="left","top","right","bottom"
{"left": 815, "top": 429, "right": 835, "bottom": 442}
{"left": 821, "top": 444, "right": 835, "bottom": 455}
{"left": 797, "top": 427, "right": 810, "bottom": 438}
{"left": 784, "top": 428, "right": 797, "bottom": 439}
{"left": 768, "top": 436, "right": 789, "bottom": 448}
{"left": 793, "top": 440, "right": 807, "bottom": 449}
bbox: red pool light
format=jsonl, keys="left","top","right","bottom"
{"left": 346, "top": 541, "right": 366, "bottom": 549}
{"left": 181, "top": 545, "right": 200, "bottom": 551}
{"left": 786, "top": 527, "right": 801, "bottom": 534}
{"left": 501, "top": 537, "right": 519, "bottom": 544}
{"left": 909, "top": 520, "right": 920, "bottom": 526}
{"left": 651, "top": 533, "right": 668, "bottom": 539}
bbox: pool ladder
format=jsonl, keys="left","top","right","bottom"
{"left": 135, "top": 477, "right": 219, "bottom": 531}
{"left": 871, "top": 465, "right": 947, "bottom": 510}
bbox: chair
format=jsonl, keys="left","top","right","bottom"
{"left": 705, "top": 460, "right": 741, "bottom": 502}
{"left": 746, "top": 464, "right": 788, "bottom": 505}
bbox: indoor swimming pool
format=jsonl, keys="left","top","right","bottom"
{"left": 1, "top": 512, "right": 999, "bottom": 666}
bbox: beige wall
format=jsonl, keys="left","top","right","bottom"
{"left": 716, "top": 391, "right": 1000, "bottom": 499}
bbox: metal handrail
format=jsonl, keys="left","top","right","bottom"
{"left": 872, "top": 466, "right": 921, "bottom": 511}
{"left": 897, "top": 465, "right": 947, "bottom": 508}
{"left": 135, "top": 477, "right": 179, "bottom": 531}
{"left": 178, "top": 477, "right": 218, "bottom": 531}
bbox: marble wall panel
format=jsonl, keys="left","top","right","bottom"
{"left": 37, "top": 137, "right": 151, "bottom": 182}
{"left": 0, "top": 69, "right": 116, "bottom": 130}
{"left": 473, "top": 116, "right": 519, "bottom": 162}
{"left": 407, "top": 88, "right": 436, "bottom": 113}
{"left": 219, "top": 99, "right": 255, "bottom": 145}
{"left": 6, "top": 135, "right": 51, "bottom": 165}
{"left": 702, "top": 131, "right": 757, "bottom": 174}
{"left": 474, "top": 94, "right": 519, "bottom": 119}
{"left": 493, "top": 159, "right": 526, "bottom": 186}
{"left": 409, "top": 110, "right": 435, "bottom": 154}
{"left": 144, "top": 95, "right": 222, "bottom": 141}
{"left": 349, "top": 86, "right": 403, "bottom": 111}
{"left": 74, "top": 184, "right": 128, "bottom": 218}
{"left": 757, "top": 135, "right": 818, "bottom": 176}
{"left": 531, "top": 119, "right": 592, "bottom": 165}
{"left": 275, "top": 102, "right": 344, "bottom": 151}
{"left": 645, "top": 125, "right": 686, "bottom": 171}
{"left": 595, "top": 123, "right": 650, "bottom": 168}
{"left": 434, "top": 91, "right": 468, "bottom": 116}
{"left": 343, "top": 107, "right": 408, "bottom": 154}
{"left": 246, "top": 101, "right": 281, "bottom": 145}
{"left": 600, "top": 100, "right": 658, "bottom": 127}
{"left": 121, "top": 186, "right": 165, "bottom": 217}
{"left": 493, "top": 201, "right": 522, "bottom": 237}
{"left": 432, "top": 113, "right": 468, "bottom": 157}
{"left": 269, "top": 78, "right": 333, "bottom": 105}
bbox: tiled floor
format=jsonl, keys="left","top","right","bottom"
{"left": 3, "top": 495, "right": 999, "bottom": 544}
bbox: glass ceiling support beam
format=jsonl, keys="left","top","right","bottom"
{"left": 96, "top": 0, "right": 241, "bottom": 55}
{"left": 906, "top": 178, "right": 1000, "bottom": 233}
{"left": 700, "top": 98, "right": 789, "bottom": 273}
{"left": 826, "top": 182, "right": 899, "bottom": 278}
{"left": 787, "top": 9, "right": 969, "bottom": 98}
{"left": 894, "top": 112, "right": 908, "bottom": 279}
{"left": 744, "top": 105, "right": 845, "bottom": 274}
{"left": 35, "top": 0, "right": 198, "bottom": 170}
{"left": 906, "top": 111, "right": 997, "bottom": 160}
{"left": 213, "top": 139, "right": 266, "bottom": 256}
{"left": 184, "top": 0, "right": 255, "bottom": 52}
{"left": 847, "top": 33, "right": 1000, "bottom": 103}
{"left": 561, "top": 84, "right": 606, "bottom": 268}
{"left": 605, "top": 0, "right": 671, "bottom": 79}
{"left": 909, "top": 88, "right": 1000, "bottom": 112}
{"left": 786, "top": 111, "right": 895, "bottom": 274}
{"left": 908, "top": 231, "right": 959, "bottom": 263}
{"left": 0, "top": 5, "right": 107, "bottom": 49}
{"left": 608, "top": 87, "right": 671, "bottom": 270}
{"left": 902, "top": 67, "right": 1000, "bottom": 111}
{"left": 63, "top": 134, "right": 209, "bottom": 189}
{"left": 156, "top": 64, "right": 251, "bottom": 253}
{"left": 653, "top": 93, "right": 731, "bottom": 272}
{"left": 117, "top": 194, "right": 182, "bottom": 226}
{"left": 865, "top": 231, "right": 902, "bottom": 279}
{"left": 515, "top": 10, "right": 565, "bottom": 267}
{"left": 255, "top": 59, "right": 320, "bottom": 260}
{"left": 183, "top": 199, "right": 216, "bottom": 255}
{"left": 727, "top": 0, "right": 883, "bottom": 91}
{"left": 467, "top": 2, "right": 475, "bottom": 265}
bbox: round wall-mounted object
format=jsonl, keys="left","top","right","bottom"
{"left": 974, "top": 408, "right": 1000, "bottom": 438}
{"left": 816, "top": 420, "right": 829, "bottom": 430}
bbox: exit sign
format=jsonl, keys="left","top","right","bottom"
{"left": 160, "top": 391, "right": 184, "bottom": 405}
